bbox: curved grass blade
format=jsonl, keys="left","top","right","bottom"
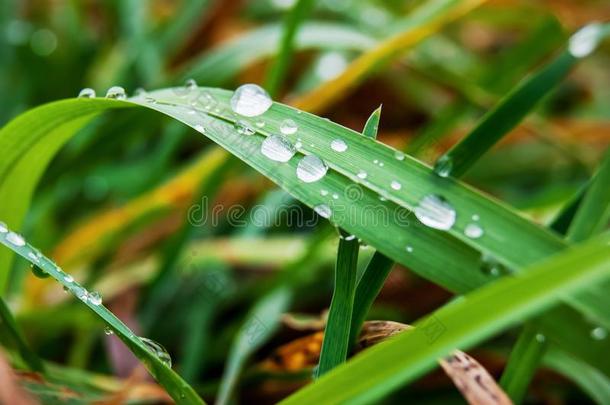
{"left": 0, "top": 232, "right": 204, "bottom": 404}
{"left": 315, "top": 231, "right": 359, "bottom": 377}
{"left": 280, "top": 233, "right": 610, "bottom": 405}
{"left": 0, "top": 297, "right": 44, "bottom": 373}
{"left": 182, "top": 22, "right": 376, "bottom": 86}
{"left": 291, "top": 0, "right": 486, "bottom": 113}
{"left": 436, "top": 23, "right": 610, "bottom": 178}
{"left": 265, "top": 0, "right": 317, "bottom": 96}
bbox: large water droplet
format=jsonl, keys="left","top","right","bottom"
{"left": 30, "top": 264, "right": 49, "bottom": 279}
{"left": 434, "top": 155, "right": 453, "bottom": 178}
{"left": 140, "top": 337, "right": 172, "bottom": 367}
{"left": 230, "top": 84, "right": 272, "bottom": 117}
{"left": 235, "top": 120, "right": 255, "bottom": 136}
{"left": 6, "top": 231, "right": 25, "bottom": 247}
{"left": 106, "top": 86, "right": 126, "bottom": 100}
{"left": 464, "top": 223, "right": 483, "bottom": 239}
{"left": 261, "top": 135, "right": 296, "bottom": 162}
{"left": 569, "top": 23, "right": 603, "bottom": 58}
{"left": 78, "top": 88, "right": 96, "bottom": 98}
{"left": 331, "top": 139, "right": 348, "bottom": 152}
{"left": 88, "top": 291, "right": 102, "bottom": 306}
{"left": 390, "top": 180, "right": 402, "bottom": 190}
{"left": 414, "top": 194, "right": 456, "bottom": 231}
{"left": 0, "top": 221, "right": 7, "bottom": 233}
{"left": 591, "top": 327, "right": 608, "bottom": 340}
{"left": 314, "top": 204, "right": 332, "bottom": 219}
{"left": 280, "top": 119, "right": 298, "bottom": 135}
{"left": 296, "top": 155, "right": 328, "bottom": 183}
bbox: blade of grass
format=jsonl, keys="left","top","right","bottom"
{"left": 0, "top": 297, "right": 44, "bottom": 373}
{"left": 0, "top": 234, "right": 204, "bottom": 404}
{"left": 315, "top": 231, "right": 359, "bottom": 377}
{"left": 499, "top": 323, "right": 547, "bottom": 403}
{"left": 280, "top": 232, "right": 610, "bottom": 405}
{"left": 436, "top": 23, "right": 610, "bottom": 178}
{"left": 265, "top": 0, "right": 317, "bottom": 97}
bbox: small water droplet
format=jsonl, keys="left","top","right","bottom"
{"left": 194, "top": 124, "right": 205, "bottom": 133}
{"left": 235, "top": 120, "right": 255, "bottom": 135}
{"left": 280, "top": 119, "right": 298, "bottom": 135}
{"left": 104, "top": 326, "right": 114, "bottom": 335}
{"left": 472, "top": 214, "right": 480, "bottom": 221}
{"left": 134, "top": 87, "right": 147, "bottom": 97}
{"left": 27, "top": 252, "right": 38, "bottom": 262}
{"left": 373, "top": 159, "right": 379, "bottom": 164}
{"left": 78, "top": 88, "right": 96, "bottom": 98}
{"left": 63, "top": 274, "right": 74, "bottom": 283}
{"left": 357, "top": 170, "right": 368, "bottom": 179}
{"left": 295, "top": 141, "right": 303, "bottom": 149}
{"left": 30, "top": 264, "right": 49, "bottom": 279}
{"left": 6, "top": 231, "right": 25, "bottom": 247}
{"left": 569, "top": 23, "right": 603, "bottom": 58}
{"left": 390, "top": 180, "right": 402, "bottom": 190}
{"left": 230, "top": 84, "right": 272, "bottom": 117}
{"left": 140, "top": 337, "right": 172, "bottom": 367}
{"left": 314, "top": 204, "right": 332, "bottom": 219}
{"left": 255, "top": 120, "right": 265, "bottom": 128}
{"left": 480, "top": 254, "right": 506, "bottom": 277}
{"left": 106, "top": 86, "right": 126, "bottom": 100}
{"left": 405, "top": 245, "right": 413, "bottom": 253}
{"left": 88, "top": 291, "right": 102, "bottom": 306}
{"left": 331, "top": 139, "right": 347, "bottom": 152}
{"left": 296, "top": 154, "right": 328, "bottom": 183}
{"left": 0, "top": 221, "right": 7, "bottom": 233}
{"left": 320, "top": 189, "right": 329, "bottom": 196}
{"left": 464, "top": 223, "right": 483, "bottom": 239}
{"left": 591, "top": 327, "right": 608, "bottom": 340}
{"left": 332, "top": 193, "right": 339, "bottom": 200}
{"left": 74, "top": 286, "right": 89, "bottom": 301}
{"left": 434, "top": 155, "right": 452, "bottom": 178}
{"left": 184, "top": 78, "right": 198, "bottom": 90}
{"left": 414, "top": 194, "right": 456, "bottom": 231}
{"left": 394, "top": 151, "right": 405, "bottom": 161}
{"left": 261, "top": 135, "right": 296, "bottom": 162}
{"left": 344, "top": 235, "right": 356, "bottom": 241}
{"left": 379, "top": 162, "right": 384, "bottom": 167}
{"left": 535, "top": 333, "right": 546, "bottom": 343}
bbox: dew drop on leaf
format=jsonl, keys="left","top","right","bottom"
{"left": 414, "top": 194, "right": 456, "bottom": 230}
{"left": 296, "top": 154, "right": 328, "bottom": 183}
{"left": 230, "top": 84, "right": 272, "bottom": 117}
{"left": 105, "top": 86, "right": 126, "bottom": 100}
{"left": 434, "top": 155, "right": 453, "bottom": 178}
{"left": 313, "top": 204, "right": 332, "bottom": 219}
{"left": 88, "top": 291, "right": 102, "bottom": 306}
{"left": 390, "top": 180, "right": 401, "bottom": 190}
{"left": 280, "top": 119, "right": 298, "bottom": 135}
{"left": 569, "top": 23, "right": 603, "bottom": 58}
{"left": 104, "top": 326, "right": 114, "bottom": 335}
{"left": 30, "top": 264, "right": 49, "bottom": 279}
{"left": 140, "top": 337, "right": 172, "bottom": 367}
{"left": 357, "top": 170, "right": 368, "bottom": 180}
{"left": 235, "top": 120, "right": 255, "bottom": 135}
{"left": 6, "top": 231, "right": 25, "bottom": 247}
{"left": 464, "top": 223, "right": 483, "bottom": 239}
{"left": 184, "top": 78, "right": 198, "bottom": 91}
{"left": 78, "top": 88, "right": 95, "bottom": 98}
{"left": 591, "top": 327, "right": 608, "bottom": 340}
{"left": 261, "top": 135, "right": 296, "bottom": 162}
{"left": 63, "top": 274, "right": 74, "bottom": 283}
{"left": 394, "top": 151, "right": 405, "bottom": 161}
{"left": 331, "top": 139, "right": 348, "bottom": 152}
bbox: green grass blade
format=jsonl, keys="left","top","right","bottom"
{"left": 316, "top": 231, "right": 359, "bottom": 377}
{"left": 436, "top": 23, "right": 610, "bottom": 178}
{"left": 265, "top": 0, "right": 317, "bottom": 97}
{"left": 362, "top": 105, "right": 382, "bottom": 138}
{"left": 280, "top": 232, "right": 610, "bottom": 405}
{"left": 567, "top": 147, "right": 610, "bottom": 242}
{"left": 499, "top": 323, "right": 547, "bottom": 403}
{"left": 0, "top": 234, "right": 204, "bottom": 404}
{"left": 0, "top": 297, "right": 44, "bottom": 373}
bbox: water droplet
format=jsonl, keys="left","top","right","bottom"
{"left": 373, "top": 159, "right": 379, "bottom": 164}
{"left": 405, "top": 245, "right": 413, "bottom": 253}
{"left": 535, "top": 333, "right": 546, "bottom": 343}
{"left": 331, "top": 139, "right": 347, "bottom": 152}
{"left": 261, "top": 135, "right": 295, "bottom": 162}
{"left": 235, "top": 120, "right": 255, "bottom": 135}
{"left": 74, "top": 286, "right": 89, "bottom": 301}
{"left": 78, "top": 88, "right": 96, "bottom": 98}
{"left": 184, "top": 78, "right": 198, "bottom": 91}
{"left": 379, "top": 162, "right": 384, "bottom": 167}
{"left": 0, "top": 221, "right": 7, "bottom": 233}
{"left": 133, "top": 87, "right": 147, "bottom": 97}
{"left": 296, "top": 155, "right": 328, "bottom": 183}
{"left": 569, "top": 23, "right": 603, "bottom": 58}
{"left": 591, "top": 327, "right": 608, "bottom": 340}
{"left": 280, "top": 119, "right": 298, "bottom": 135}
{"left": 434, "top": 155, "right": 452, "bottom": 178}
{"left": 230, "top": 84, "right": 272, "bottom": 117}
{"left": 140, "top": 337, "right": 172, "bottom": 367}
{"left": 30, "top": 264, "right": 49, "bottom": 279}
{"left": 6, "top": 232, "right": 25, "bottom": 247}
{"left": 332, "top": 193, "right": 339, "bottom": 200}
{"left": 255, "top": 120, "right": 265, "bottom": 128}
{"left": 295, "top": 141, "right": 303, "bottom": 149}
{"left": 104, "top": 326, "right": 114, "bottom": 336}
{"left": 472, "top": 214, "right": 480, "bottom": 221}
{"left": 106, "top": 86, "right": 126, "bottom": 100}
{"left": 194, "top": 124, "right": 205, "bottom": 133}
{"left": 414, "top": 194, "right": 456, "bottom": 231}
{"left": 27, "top": 252, "right": 38, "bottom": 262}
{"left": 394, "top": 151, "right": 405, "bottom": 161}
{"left": 357, "top": 170, "right": 368, "bottom": 180}
{"left": 314, "top": 204, "right": 332, "bottom": 219}
{"left": 63, "top": 274, "right": 74, "bottom": 283}
{"left": 480, "top": 254, "right": 506, "bottom": 277}
{"left": 344, "top": 235, "right": 356, "bottom": 241}
{"left": 464, "top": 223, "right": 483, "bottom": 239}
{"left": 88, "top": 291, "right": 102, "bottom": 306}
{"left": 390, "top": 181, "right": 402, "bottom": 190}
{"left": 320, "top": 189, "right": 329, "bottom": 196}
